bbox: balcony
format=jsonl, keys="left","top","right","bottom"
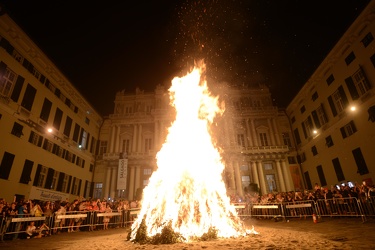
{"left": 226, "top": 145, "right": 289, "bottom": 155}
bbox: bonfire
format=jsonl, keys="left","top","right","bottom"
{"left": 129, "top": 61, "right": 256, "bottom": 244}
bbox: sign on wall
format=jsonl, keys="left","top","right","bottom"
{"left": 117, "top": 158, "right": 128, "bottom": 190}
{"left": 29, "top": 186, "right": 70, "bottom": 201}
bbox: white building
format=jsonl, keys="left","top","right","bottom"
{"left": 286, "top": 1, "right": 375, "bottom": 189}
{"left": 95, "top": 83, "right": 296, "bottom": 200}
{"left": 0, "top": 12, "right": 102, "bottom": 202}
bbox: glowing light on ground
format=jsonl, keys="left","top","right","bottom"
{"left": 130, "top": 62, "right": 257, "bottom": 242}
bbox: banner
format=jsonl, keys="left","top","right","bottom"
{"left": 117, "top": 158, "right": 128, "bottom": 190}
{"left": 29, "top": 186, "right": 70, "bottom": 201}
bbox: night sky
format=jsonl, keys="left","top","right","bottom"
{"left": 0, "top": 0, "right": 371, "bottom": 116}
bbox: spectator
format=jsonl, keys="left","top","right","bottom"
{"left": 103, "top": 203, "right": 112, "bottom": 230}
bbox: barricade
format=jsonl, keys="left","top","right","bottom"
{"left": 1, "top": 214, "right": 51, "bottom": 241}
{"left": 249, "top": 203, "right": 283, "bottom": 220}
{"left": 359, "top": 196, "right": 375, "bottom": 218}
{"left": 282, "top": 200, "right": 316, "bottom": 220}
{"left": 315, "top": 197, "right": 365, "bottom": 222}
{"left": 233, "top": 202, "right": 248, "bottom": 219}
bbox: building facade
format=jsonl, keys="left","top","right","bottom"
{"left": 95, "top": 83, "right": 298, "bottom": 201}
{"left": 0, "top": 12, "right": 102, "bottom": 202}
{"left": 286, "top": 1, "right": 375, "bottom": 190}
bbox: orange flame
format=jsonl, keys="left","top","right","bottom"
{"left": 130, "top": 61, "right": 255, "bottom": 241}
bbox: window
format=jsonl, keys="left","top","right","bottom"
{"left": 144, "top": 138, "right": 152, "bottom": 152}
{"left": 282, "top": 132, "right": 292, "bottom": 147}
{"left": 0, "top": 67, "right": 16, "bottom": 96}
{"left": 325, "top": 135, "right": 334, "bottom": 147}
{"left": 240, "top": 165, "right": 249, "bottom": 171}
{"left": 42, "top": 139, "right": 53, "bottom": 152}
{"left": 352, "top": 68, "right": 371, "bottom": 98}
{"left": 72, "top": 124, "right": 80, "bottom": 142}
{"left": 99, "top": 141, "right": 108, "bottom": 155}
{"left": 369, "top": 105, "right": 375, "bottom": 122}
{"left": 63, "top": 116, "right": 72, "bottom": 137}
{"left": 94, "top": 183, "right": 102, "bottom": 199}
{"left": 146, "top": 105, "right": 152, "bottom": 113}
{"left": 11, "top": 122, "right": 23, "bottom": 137}
{"left": 20, "top": 159, "right": 33, "bottom": 184}
{"left": 122, "top": 139, "right": 130, "bottom": 154}
{"left": 40, "top": 98, "right": 52, "bottom": 122}
{"left": 316, "top": 165, "right": 327, "bottom": 187}
{"left": 0, "top": 152, "right": 15, "bottom": 180}
{"left": 300, "top": 105, "right": 306, "bottom": 114}
{"left": 79, "top": 129, "right": 87, "bottom": 149}
{"left": 125, "top": 106, "right": 133, "bottom": 114}
{"left": 311, "top": 145, "right": 318, "bottom": 156}
{"left": 89, "top": 164, "right": 94, "bottom": 172}
{"left": 326, "top": 74, "right": 335, "bottom": 86}
{"left": 345, "top": 51, "right": 356, "bottom": 65}
{"left": 237, "top": 134, "right": 245, "bottom": 147}
{"left": 340, "top": 120, "right": 357, "bottom": 139}
{"left": 21, "top": 84, "right": 37, "bottom": 111}
{"left": 293, "top": 128, "right": 301, "bottom": 145}
{"left": 312, "top": 91, "right": 318, "bottom": 101}
{"left": 291, "top": 116, "right": 296, "bottom": 124}
{"left": 304, "top": 171, "right": 312, "bottom": 190}
{"left": 352, "top": 147, "right": 369, "bottom": 175}
{"left": 288, "top": 156, "right": 296, "bottom": 164}
{"left": 264, "top": 163, "right": 273, "bottom": 170}
{"left": 242, "top": 175, "right": 250, "bottom": 188}
{"left": 143, "top": 168, "right": 152, "bottom": 175}
{"left": 85, "top": 117, "right": 90, "bottom": 125}
{"left": 44, "top": 168, "right": 55, "bottom": 189}
{"left": 361, "top": 32, "right": 373, "bottom": 47}
{"left": 301, "top": 116, "right": 314, "bottom": 138}
{"left": 50, "top": 171, "right": 59, "bottom": 190}
{"left": 311, "top": 104, "right": 328, "bottom": 129}
{"left": 328, "top": 86, "right": 348, "bottom": 117}
{"left": 35, "top": 165, "right": 48, "bottom": 187}
{"left": 259, "top": 132, "right": 268, "bottom": 146}
{"left": 52, "top": 108, "right": 63, "bottom": 130}
{"left": 28, "top": 131, "right": 43, "bottom": 147}
{"left": 332, "top": 157, "right": 345, "bottom": 182}
{"left": 61, "top": 174, "right": 70, "bottom": 193}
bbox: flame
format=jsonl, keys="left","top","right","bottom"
{"left": 130, "top": 61, "right": 255, "bottom": 242}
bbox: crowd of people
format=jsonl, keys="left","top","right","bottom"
{"left": 232, "top": 182, "right": 375, "bottom": 205}
{"left": 1, "top": 181, "right": 374, "bottom": 240}
{"left": 0, "top": 197, "right": 140, "bottom": 240}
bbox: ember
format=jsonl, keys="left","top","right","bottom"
{"left": 130, "top": 61, "right": 257, "bottom": 243}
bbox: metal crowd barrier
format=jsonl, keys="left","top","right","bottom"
{"left": 2, "top": 196, "right": 375, "bottom": 241}
{"left": 0, "top": 208, "right": 140, "bottom": 241}
{"left": 235, "top": 197, "right": 373, "bottom": 222}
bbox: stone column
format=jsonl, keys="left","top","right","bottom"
{"left": 267, "top": 118, "right": 276, "bottom": 145}
{"left": 134, "top": 166, "right": 141, "bottom": 199}
{"left": 251, "top": 161, "right": 259, "bottom": 187}
{"left": 272, "top": 118, "right": 281, "bottom": 145}
{"left": 110, "top": 166, "right": 117, "bottom": 199}
{"left": 104, "top": 166, "right": 111, "bottom": 199}
{"left": 227, "top": 162, "right": 236, "bottom": 190}
{"left": 128, "top": 166, "right": 135, "bottom": 200}
{"left": 281, "top": 160, "right": 294, "bottom": 191}
{"left": 132, "top": 125, "right": 137, "bottom": 153}
{"left": 115, "top": 125, "right": 120, "bottom": 153}
{"left": 154, "top": 121, "right": 159, "bottom": 151}
{"left": 251, "top": 119, "right": 258, "bottom": 146}
{"left": 234, "top": 161, "right": 243, "bottom": 197}
{"left": 109, "top": 125, "right": 116, "bottom": 153}
{"left": 137, "top": 124, "right": 143, "bottom": 152}
{"left": 276, "top": 160, "right": 286, "bottom": 192}
{"left": 257, "top": 161, "right": 267, "bottom": 195}
{"left": 245, "top": 119, "right": 253, "bottom": 146}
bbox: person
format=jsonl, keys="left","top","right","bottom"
{"left": 103, "top": 203, "right": 112, "bottom": 230}
{"left": 24, "top": 221, "right": 49, "bottom": 239}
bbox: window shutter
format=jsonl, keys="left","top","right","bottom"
{"left": 311, "top": 110, "right": 321, "bottom": 128}
{"left": 345, "top": 76, "right": 359, "bottom": 100}
{"left": 328, "top": 95, "right": 337, "bottom": 117}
